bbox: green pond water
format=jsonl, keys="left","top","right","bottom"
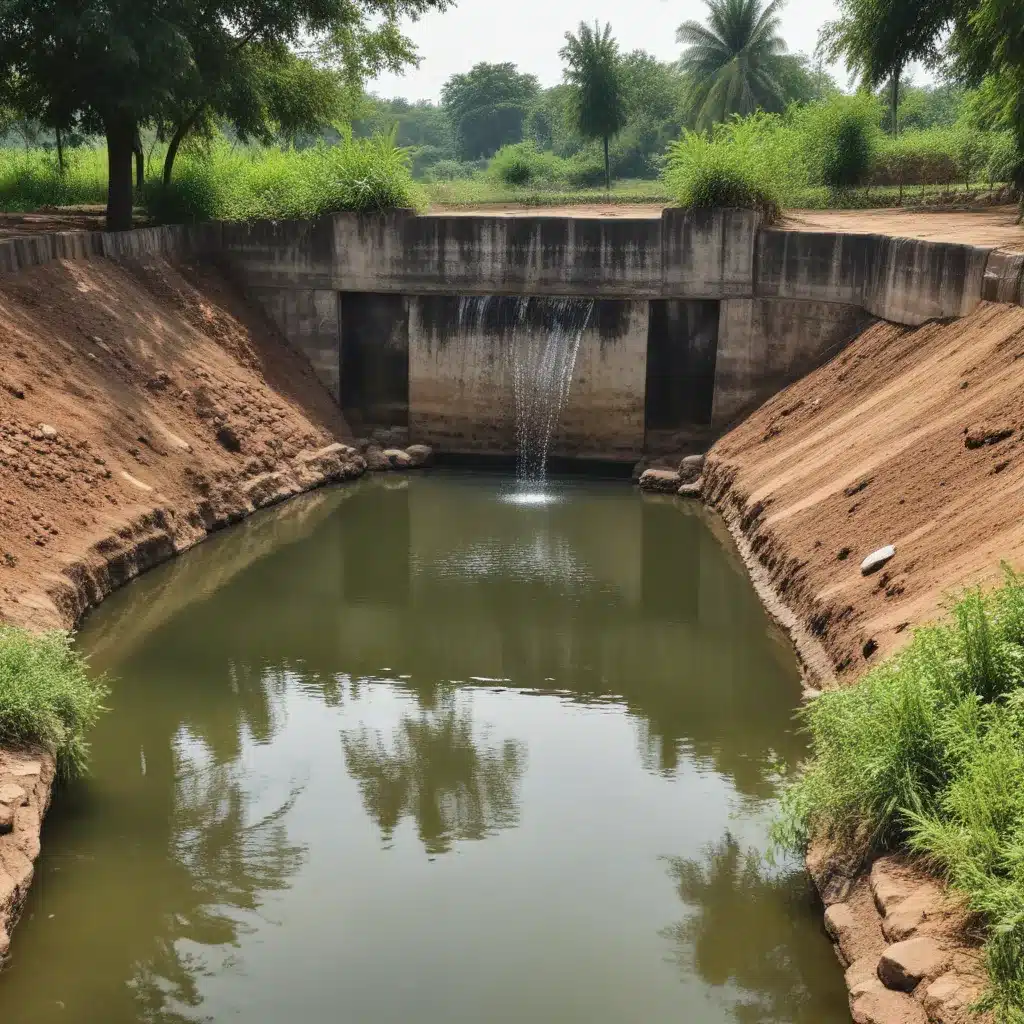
{"left": 0, "top": 473, "right": 848, "bottom": 1024}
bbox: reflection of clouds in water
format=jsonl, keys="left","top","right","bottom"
{"left": 414, "top": 535, "right": 595, "bottom": 589}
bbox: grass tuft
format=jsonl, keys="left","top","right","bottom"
{"left": 0, "top": 626, "right": 108, "bottom": 780}
{"left": 772, "top": 565, "right": 1024, "bottom": 1021}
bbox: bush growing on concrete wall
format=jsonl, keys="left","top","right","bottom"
{"left": 0, "top": 626, "right": 107, "bottom": 779}
{"left": 662, "top": 118, "right": 792, "bottom": 221}
{"left": 772, "top": 567, "right": 1024, "bottom": 1021}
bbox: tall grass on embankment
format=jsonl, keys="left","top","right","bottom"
{"left": 0, "top": 147, "right": 109, "bottom": 210}
{"left": 0, "top": 626, "right": 107, "bottom": 779}
{"left": 0, "top": 134, "right": 425, "bottom": 223}
{"left": 772, "top": 567, "right": 1024, "bottom": 1022}
{"left": 145, "top": 134, "right": 425, "bottom": 223}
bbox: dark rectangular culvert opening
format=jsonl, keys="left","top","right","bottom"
{"left": 340, "top": 293, "right": 409, "bottom": 436}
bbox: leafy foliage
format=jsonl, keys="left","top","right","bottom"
{"left": 0, "top": 0, "right": 451, "bottom": 228}
{"left": 0, "top": 626, "right": 108, "bottom": 779}
{"left": 677, "top": 0, "right": 793, "bottom": 130}
{"left": 802, "top": 94, "right": 879, "bottom": 188}
{"left": 772, "top": 568, "right": 1024, "bottom": 1020}
{"left": 560, "top": 22, "right": 627, "bottom": 189}
{"left": 663, "top": 122, "right": 785, "bottom": 221}
{"left": 441, "top": 63, "right": 539, "bottom": 161}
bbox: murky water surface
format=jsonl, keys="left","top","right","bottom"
{"left": 0, "top": 474, "right": 848, "bottom": 1023}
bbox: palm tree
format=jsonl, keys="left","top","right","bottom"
{"left": 560, "top": 21, "right": 627, "bottom": 191}
{"left": 677, "top": 0, "right": 791, "bottom": 130}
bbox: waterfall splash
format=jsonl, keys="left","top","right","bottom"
{"left": 510, "top": 297, "right": 594, "bottom": 484}
{"left": 453, "top": 295, "right": 595, "bottom": 495}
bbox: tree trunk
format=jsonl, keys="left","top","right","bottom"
{"left": 163, "top": 114, "right": 198, "bottom": 187}
{"left": 56, "top": 127, "right": 64, "bottom": 175}
{"left": 890, "top": 71, "right": 900, "bottom": 140}
{"left": 133, "top": 129, "right": 145, "bottom": 189}
{"left": 603, "top": 136, "right": 610, "bottom": 193}
{"left": 105, "top": 112, "right": 136, "bottom": 232}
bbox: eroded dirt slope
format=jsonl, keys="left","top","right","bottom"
{"left": 706, "top": 300, "right": 1024, "bottom": 683}
{"left": 0, "top": 255, "right": 353, "bottom": 631}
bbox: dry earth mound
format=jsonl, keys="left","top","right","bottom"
{"left": 0, "top": 255, "right": 355, "bottom": 631}
{"left": 705, "top": 300, "right": 1024, "bottom": 684}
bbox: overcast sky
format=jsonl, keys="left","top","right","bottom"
{"left": 368, "top": 0, "right": 852, "bottom": 102}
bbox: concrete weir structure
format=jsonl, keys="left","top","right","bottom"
{"left": 210, "top": 208, "right": 989, "bottom": 461}
{"left": 0, "top": 208, "right": 998, "bottom": 463}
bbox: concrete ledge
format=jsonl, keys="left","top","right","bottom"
{"left": 0, "top": 210, "right": 1010, "bottom": 326}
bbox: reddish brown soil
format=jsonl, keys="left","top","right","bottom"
{"left": 0, "top": 255, "right": 351, "bottom": 631}
{"left": 705, "top": 300, "right": 1024, "bottom": 684}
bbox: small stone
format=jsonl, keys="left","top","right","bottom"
{"left": 405, "top": 444, "right": 434, "bottom": 468}
{"left": 824, "top": 902, "right": 857, "bottom": 961}
{"left": 678, "top": 454, "right": 705, "bottom": 483}
{"left": 882, "top": 891, "right": 935, "bottom": 942}
{"left": 871, "top": 858, "right": 913, "bottom": 914}
{"left": 878, "top": 938, "right": 950, "bottom": 992}
{"left": 0, "top": 783, "right": 27, "bottom": 806}
{"left": 383, "top": 448, "right": 413, "bottom": 469}
{"left": 677, "top": 482, "right": 702, "bottom": 499}
{"left": 851, "top": 989, "right": 928, "bottom": 1024}
{"left": 923, "top": 973, "right": 980, "bottom": 1023}
{"left": 38, "top": 424, "right": 58, "bottom": 440}
{"left": 861, "top": 546, "right": 896, "bottom": 576}
{"left": 363, "top": 446, "right": 390, "bottom": 472}
{"left": 639, "top": 468, "right": 682, "bottom": 494}
{"left": 8, "top": 760, "right": 41, "bottom": 778}
{"left": 965, "top": 426, "right": 1014, "bottom": 449}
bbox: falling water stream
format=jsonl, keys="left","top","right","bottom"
{"left": 456, "top": 295, "right": 595, "bottom": 488}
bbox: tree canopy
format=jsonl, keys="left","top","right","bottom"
{"left": 0, "top": 0, "right": 451, "bottom": 229}
{"left": 560, "top": 21, "right": 627, "bottom": 190}
{"left": 441, "top": 63, "right": 540, "bottom": 161}
{"left": 677, "top": 0, "right": 793, "bottom": 130}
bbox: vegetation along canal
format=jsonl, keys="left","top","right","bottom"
{"left": 0, "top": 473, "right": 848, "bottom": 1023}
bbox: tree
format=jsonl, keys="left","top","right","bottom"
{"left": 441, "top": 63, "right": 539, "bottom": 161}
{"left": 818, "top": 0, "right": 953, "bottom": 137}
{"left": 816, "top": 0, "right": 1024, "bottom": 214}
{"left": 560, "top": 21, "right": 627, "bottom": 191}
{"left": 0, "top": 0, "right": 452, "bottom": 231}
{"left": 677, "top": 0, "right": 793, "bottom": 130}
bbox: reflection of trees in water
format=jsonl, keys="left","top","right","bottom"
{"left": 662, "top": 834, "right": 842, "bottom": 1024}
{"left": 342, "top": 699, "right": 526, "bottom": 855}
{"left": 130, "top": 739, "right": 306, "bottom": 1022}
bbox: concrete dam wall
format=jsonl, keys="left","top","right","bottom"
{"left": 0, "top": 210, "right": 1002, "bottom": 462}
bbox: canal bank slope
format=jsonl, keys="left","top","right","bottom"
{"left": 703, "top": 299, "right": 1024, "bottom": 1024}
{"left": 705, "top": 299, "right": 1024, "bottom": 685}
{"left": 0, "top": 253, "right": 368, "bottom": 962}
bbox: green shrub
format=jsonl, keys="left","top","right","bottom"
{"left": 487, "top": 142, "right": 567, "bottom": 187}
{"left": 662, "top": 125, "right": 785, "bottom": 222}
{"left": 800, "top": 95, "right": 879, "bottom": 189}
{"left": 773, "top": 567, "right": 1024, "bottom": 1020}
{"left": 0, "top": 626, "right": 108, "bottom": 779}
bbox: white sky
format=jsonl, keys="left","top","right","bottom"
{"left": 368, "top": 0, "right": 854, "bottom": 102}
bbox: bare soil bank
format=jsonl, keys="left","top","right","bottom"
{"left": 0, "top": 254, "right": 365, "bottom": 963}
{"left": 705, "top": 300, "right": 1024, "bottom": 685}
